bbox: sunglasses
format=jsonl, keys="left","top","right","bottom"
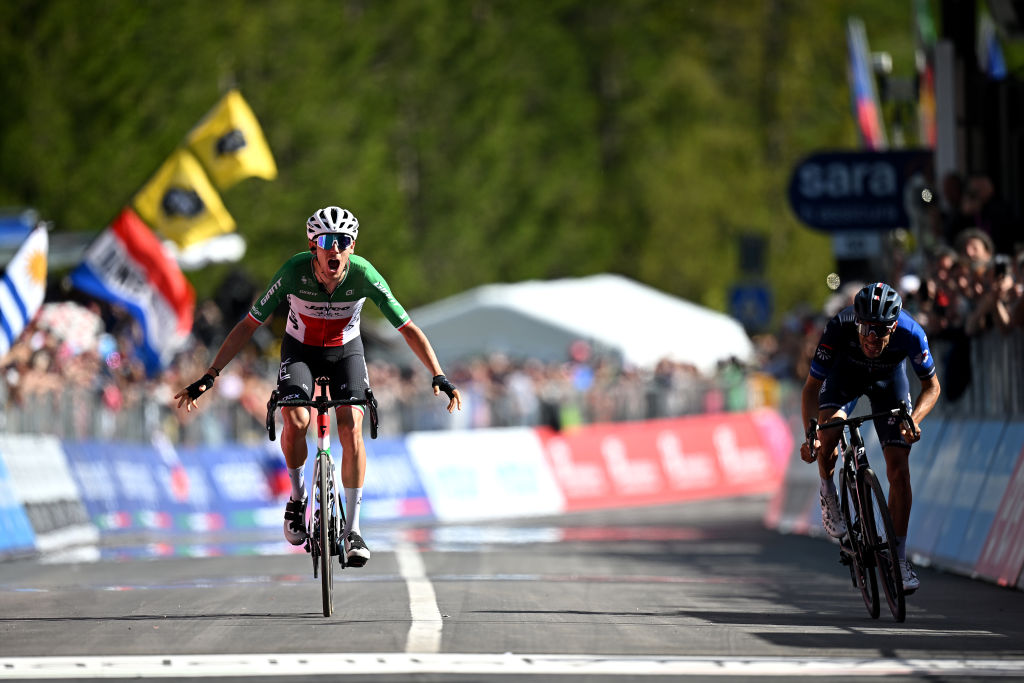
{"left": 856, "top": 320, "right": 896, "bottom": 338}
{"left": 314, "top": 233, "right": 353, "bottom": 250}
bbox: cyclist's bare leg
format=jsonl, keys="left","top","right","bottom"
{"left": 815, "top": 408, "right": 846, "bottom": 479}
{"left": 336, "top": 405, "right": 366, "bottom": 487}
{"left": 882, "top": 445, "right": 912, "bottom": 536}
{"left": 281, "top": 406, "right": 311, "bottom": 470}
{"left": 336, "top": 406, "right": 366, "bottom": 535}
{"left": 280, "top": 405, "right": 312, "bottom": 544}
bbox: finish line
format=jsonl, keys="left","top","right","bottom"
{"left": 4, "top": 653, "right": 1024, "bottom": 678}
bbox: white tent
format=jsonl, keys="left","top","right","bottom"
{"left": 396, "top": 274, "right": 754, "bottom": 373}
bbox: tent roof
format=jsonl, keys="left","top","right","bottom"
{"left": 406, "top": 274, "right": 753, "bottom": 372}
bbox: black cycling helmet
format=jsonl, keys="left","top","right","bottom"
{"left": 854, "top": 282, "right": 902, "bottom": 325}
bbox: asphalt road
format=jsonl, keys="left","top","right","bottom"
{"left": 1, "top": 495, "right": 1023, "bottom": 681}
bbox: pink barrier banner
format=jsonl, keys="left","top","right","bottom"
{"left": 536, "top": 411, "right": 788, "bottom": 512}
{"left": 975, "top": 435, "right": 1024, "bottom": 586}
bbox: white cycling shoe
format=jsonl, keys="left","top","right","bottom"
{"left": 900, "top": 559, "right": 920, "bottom": 593}
{"left": 283, "top": 496, "right": 307, "bottom": 546}
{"left": 820, "top": 491, "right": 848, "bottom": 538}
{"left": 345, "top": 531, "right": 371, "bottom": 567}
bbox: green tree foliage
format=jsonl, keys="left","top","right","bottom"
{"left": 0, "top": 0, "right": 919, "bottom": 321}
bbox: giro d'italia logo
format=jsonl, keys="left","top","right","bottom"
{"left": 162, "top": 187, "right": 205, "bottom": 218}
{"left": 216, "top": 129, "right": 247, "bottom": 156}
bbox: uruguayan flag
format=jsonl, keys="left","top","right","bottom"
{"left": 0, "top": 226, "right": 48, "bottom": 357}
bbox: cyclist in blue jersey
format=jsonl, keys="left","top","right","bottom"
{"left": 176, "top": 206, "right": 462, "bottom": 566}
{"left": 800, "top": 282, "right": 941, "bottom": 593}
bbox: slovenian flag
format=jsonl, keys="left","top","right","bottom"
{"left": 0, "top": 225, "right": 48, "bottom": 358}
{"left": 70, "top": 207, "right": 195, "bottom": 375}
{"left": 846, "top": 17, "right": 888, "bottom": 150}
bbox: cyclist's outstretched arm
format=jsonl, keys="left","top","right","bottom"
{"left": 904, "top": 374, "right": 941, "bottom": 443}
{"left": 398, "top": 321, "right": 462, "bottom": 413}
{"left": 174, "top": 315, "right": 261, "bottom": 412}
{"left": 800, "top": 375, "right": 824, "bottom": 463}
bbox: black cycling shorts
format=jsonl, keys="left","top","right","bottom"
{"left": 818, "top": 363, "right": 913, "bottom": 449}
{"left": 277, "top": 334, "right": 369, "bottom": 406}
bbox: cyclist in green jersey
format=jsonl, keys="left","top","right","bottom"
{"left": 176, "top": 206, "right": 462, "bottom": 565}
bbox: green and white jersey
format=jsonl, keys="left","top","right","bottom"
{"left": 248, "top": 253, "right": 410, "bottom": 347}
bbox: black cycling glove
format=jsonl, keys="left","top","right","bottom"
{"left": 185, "top": 373, "right": 216, "bottom": 401}
{"left": 431, "top": 374, "right": 457, "bottom": 399}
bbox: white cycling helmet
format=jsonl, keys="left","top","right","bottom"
{"left": 306, "top": 206, "right": 359, "bottom": 242}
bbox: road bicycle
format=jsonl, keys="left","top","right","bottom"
{"left": 808, "top": 402, "right": 916, "bottom": 623}
{"left": 266, "top": 377, "right": 379, "bottom": 617}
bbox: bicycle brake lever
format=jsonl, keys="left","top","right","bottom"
{"left": 805, "top": 418, "right": 818, "bottom": 460}
{"left": 898, "top": 400, "right": 918, "bottom": 438}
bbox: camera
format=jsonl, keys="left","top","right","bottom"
{"left": 993, "top": 254, "right": 1011, "bottom": 278}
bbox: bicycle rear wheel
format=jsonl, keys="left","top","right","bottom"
{"left": 862, "top": 468, "right": 905, "bottom": 622}
{"left": 839, "top": 467, "right": 879, "bottom": 619}
{"left": 318, "top": 453, "right": 333, "bottom": 617}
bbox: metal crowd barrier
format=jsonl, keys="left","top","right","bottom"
{"left": 2, "top": 328, "right": 1020, "bottom": 443}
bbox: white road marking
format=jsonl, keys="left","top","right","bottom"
{"left": 395, "top": 542, "right": 442, "bottom": 653}
{"left": 2, "top": 654, "right": 1024, "bottom": 678}
{"left": 737, "top": 625, "right": 1001, "bottom": 637}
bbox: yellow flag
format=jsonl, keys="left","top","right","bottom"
{"left": 133, "top": 148, "right": 236, "bottom": 248}
{"left": 187, "top": 89, "right": 278, "bottom": 189}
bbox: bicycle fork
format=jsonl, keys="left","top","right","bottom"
{"left": 838, "top": 449, "right": 874, "bottom": 570}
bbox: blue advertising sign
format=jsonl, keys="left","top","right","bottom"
{"left": 728, "top": 284, "right": 772, "bottom": 331}
{"left": 363, "top": 437, "right": 434, "bottom": 520}
{"left": 64, "top": 441, "right": 221, "bottom": 532}
{"left": 787, "top": 149, "right": 932, "bottom": 231}
{"left": 0, "top": 454, "right": 35, "bottom": 556}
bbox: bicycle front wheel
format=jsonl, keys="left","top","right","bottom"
{"left": 840, "top": 467, "right": 879, "bottom": 619}
{"left": 318, "top": 454, "right": 333, "bottom": 617}
{"left": 862, "top": 468, "right": 905, "bottom": 622}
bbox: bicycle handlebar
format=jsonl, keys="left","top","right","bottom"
{"left": 266, "top": 388, "right": 379, "bottom": 441}
{"left": 806, "top": 401, "right": 917, "bottom": 458}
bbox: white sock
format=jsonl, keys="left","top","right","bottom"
{"left": 344, "top": 487, "right": 362, "bottom": 536}
{"left": 288, "top": 467, "right": 305, "bottom": 501}
{"left": 820, "top": 477, "right": 836, "bottom": 497}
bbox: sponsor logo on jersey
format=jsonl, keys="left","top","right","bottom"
{"left": 373, "top": 280, "right": 397, "bottom": 304}
{"left": 815, "top": 344, "right": 832, "bottom": 361}
{"left": 346, "top": 289, "right": 354, "bottom": 296}
{"left": 260, "top": 278, "right": 283, "bottom": 307}
{"left": 302, "top": 303, "right": 354, "bottom": 317}
{"left": 914, "top": 349, "right": 930, "bottom": 365}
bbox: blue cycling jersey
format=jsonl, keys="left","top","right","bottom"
{"left": 809, "top": 307, "right": 936, "bottom": 382}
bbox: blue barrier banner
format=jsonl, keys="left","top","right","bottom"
{"left": 960, "top": 422, "right": 1022, "bottom": 569}
{"left": 908, "top": 420, "right": 981, "bottom": 558}
{"left": 904, "top": 415, "right": 948, "bottom": 502}
{"left": 363, "top": 437, "right": 433, "bottom": 520}
{"left": 0, "top": 454, "right": 35, "bottom": 555}
{"left": 64, "top": 435, "right": 430, "bottom": 535}
{"left": 931, "top": 420, "right": 1006, "bottom": 569}
{"left": 178, "top": 443, "right": 277, "bottom": 530}
{"left": 296, "top": 437, "right": 434, "bottom": 522}
{"left": 64, "top": 441, "right": 220, "bottom": 532}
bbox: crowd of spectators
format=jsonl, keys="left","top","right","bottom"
{"left": 1, "top": 171, "right": 1020, "bottom": 442}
